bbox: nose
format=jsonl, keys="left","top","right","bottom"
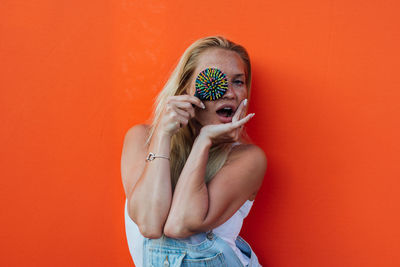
{"left": 222, "top": 82, "right": 237, "bottom": 100}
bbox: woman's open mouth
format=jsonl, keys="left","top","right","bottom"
{"left": 216, "top": 107, "right": 234, "bottom": 123}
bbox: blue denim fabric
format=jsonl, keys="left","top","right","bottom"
{"left": 143, "top": 231, "right": 261, "bottom": 267}
{"left": 235, "top": 235, "right": 261, "bottom": 266}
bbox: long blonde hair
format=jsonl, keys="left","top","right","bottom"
{"left": 146, "top": 36, "right": 252, "bottom": 191}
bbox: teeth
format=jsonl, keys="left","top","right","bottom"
{"left": 216, "top": 106, "right": 234, "bottom": 117}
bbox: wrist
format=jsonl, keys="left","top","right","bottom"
{"left": 153, "top": 128, "right": 173, "bottom": 140}
{"left": 194, "top": 132, "right": 212, "bottom": 148}
{"left": 149, "top": 128, "right": 172, "bottom": 157}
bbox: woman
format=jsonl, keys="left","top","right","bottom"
{"left": 121, "top": 36, "right": 267, "bottom": 266}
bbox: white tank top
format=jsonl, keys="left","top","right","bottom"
{"left": 124, "top": 198, "right": 254, "bottom": 267}
{"left": 124, "top": 142, "right": 254, "bottom": 266}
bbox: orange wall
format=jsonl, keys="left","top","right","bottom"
{"left": 1, "top": 0, "right": 399, "bottom": 266}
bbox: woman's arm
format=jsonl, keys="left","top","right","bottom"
{"left": 164, "top": 134, "right": 267, "bottom": 238}
{"left": 164, "top": 102, "right": 267, "bottom": 238}
{"left": 122, "top": 125, "right": 172, "bottom": 239}
{"left": 121, "top": 95, "right": 205, "bottom": 239}
{"left": 163, "top": 134, "right": 212, "bottom": 238}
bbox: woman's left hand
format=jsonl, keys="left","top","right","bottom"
{"left": 197, "top": 99, "right": 255, "bottom": 145}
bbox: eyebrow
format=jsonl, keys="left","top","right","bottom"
{"left": 231, "top": 73, "right": 245, "bottom": 78}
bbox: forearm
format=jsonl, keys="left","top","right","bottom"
{"left": 129, "top": 130, "right": 172, "bottom": 237}
{"left": 164, "top": 135, "right": 212, "bottom": 237}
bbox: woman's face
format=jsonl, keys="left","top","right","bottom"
{"left": 188, "top": 48, "right": 248, "bottom": 126}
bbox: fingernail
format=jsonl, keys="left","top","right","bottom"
{"left": 243, "top": 99, "right": 248, "bottom": 106}
{"left": 251, "top": 113, "right": 255, "bottom": 117}
{"left": 201, "top": 102, "right": 205, "bottom": 109}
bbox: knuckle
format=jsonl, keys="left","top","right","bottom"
{"left": 170, "top": 113, "right": 178, "bottom": 120}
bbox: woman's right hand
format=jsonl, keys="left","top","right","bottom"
{"left": 156, "top": 95, "right": 205, "bottom": 137}
{"left": 197, "top": 99, "right": 254, "bottom": 145}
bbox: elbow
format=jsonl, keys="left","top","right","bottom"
{"left": 164, "top": 226, "right": 184, "bottom": 239}
{"left": 127, "top": 207, "right": 164, "bottom": 239}
{"left": 164, "top": 221, "right": 194, "bottom": 239}
{"left": 127, "top": 204, "right": 165, "bottom": 239}
{"left": 138, "top": 224, "right": 163, "bottom": 239}
{"left": 164, "top": 225, "right": 179, "bottom": 239}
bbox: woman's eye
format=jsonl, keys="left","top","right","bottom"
{"left": 233, "top": 80, "right": 244, "bottom": 85}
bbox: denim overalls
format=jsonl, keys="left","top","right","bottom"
{"left": 143, "top": 230, "right": 261, "bottom": 267}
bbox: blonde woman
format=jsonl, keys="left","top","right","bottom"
{"left": 121, "top": 36, "right": 267, "bottom": 266}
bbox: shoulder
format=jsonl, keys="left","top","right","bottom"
{"left": 122, "top": 124, "right": 152, "bottom": 153}
{"left": 210, "top": 142, "right": 267, "bottom": 196}
{"left": 122, "top": 124, "right": 152, "bottom": 162}
{"left": 227, "top": 143, "right": 268, "bottom": 171}
{"left": 194, "top": 143, "right": 267, "bottom": 230}
{"left": 223, "top": 143, "right": 268, "bottom": 198}
{"left": 121, "top": 124, "right": 150, "bottom": 197}
{"left": 124, "top": 124, "right": 150, "bottom": 142}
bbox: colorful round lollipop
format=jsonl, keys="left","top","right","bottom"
{"left": 194, "top": 68, "right": 228, "bottom": 101}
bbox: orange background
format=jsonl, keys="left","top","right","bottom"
{"left": 1, "top": 0, "right": 399, "bottom": 266}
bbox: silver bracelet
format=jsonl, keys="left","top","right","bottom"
{"left": 145, "top": 152, "right": 170, "bottom": 162}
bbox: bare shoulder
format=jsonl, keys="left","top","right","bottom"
{"left": 122, "top": 124, "right": 150, "bottom": 158}
{"left": 226, "top": 143, "right": 267, "bottom": 200}
{"left": 228, "top": 143, "right": 267, "bottom": 168}
{"left": 198, "top": 143, "right": 267, "bottom": 230}
{"left": 124, "top": 124, "right": 150, "bottom": 141}
{"left": 123, "top": 124, "right": 151, "bottom": 152}
{"left": 121, "top": 124, "right": 150, "bottom": 197}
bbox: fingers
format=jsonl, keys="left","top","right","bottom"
{"left": 167, "top": 95, "right": 205, "bottom": 109}
{"left": 199, "top": 113, "right": 255, "bottom": 144}
{"left": 176, "top": 116, "right": 189, "bottom": 128}
{"left": 173, "top": 101, "right": 195, "bottom": 119}
{"left": 232, "top": 99, "right": 247, "bottom": 122}
{"left": 160, "top": 96, "right": 204, "bottom": 135}
{"left": 231, "top": 113, "right": 255, "bottom": 129}
{"left": 163, "top": 106, "right": 190, "bottom": 132}
{"left": 166, "top": 95, "right": 203, "bottom": 120}
{"left": 212, "top": 112, "right": 254, "bottom": 134}
{"left": 172, "top": 106, "right": 191, "bottom": 124}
